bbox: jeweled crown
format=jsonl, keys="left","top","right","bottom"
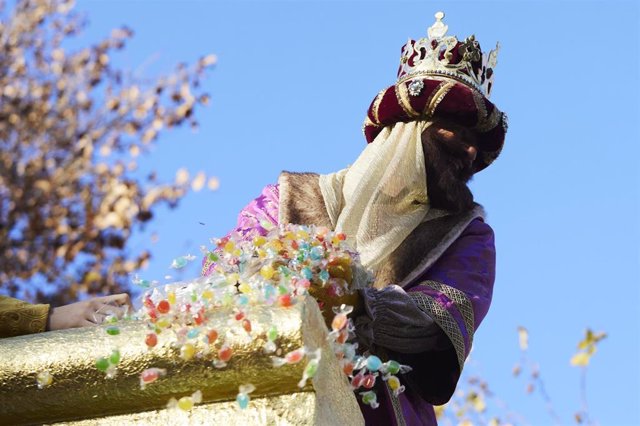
{"left": 397, "top": 11, "right": 500, "bottom": 98}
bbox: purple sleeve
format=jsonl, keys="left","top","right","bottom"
{"left": 201, "top": 184, "right": 280, "bottom": 276}
{"left": 354, "top": 218, "right": 496, "bottom": 405}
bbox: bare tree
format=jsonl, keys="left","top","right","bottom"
{"left": 0, "top": 0, "right": 216, "bottom": 305}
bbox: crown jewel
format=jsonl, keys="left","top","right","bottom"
{"left": 397, "top": 11, "right": 500, "bottom": 98}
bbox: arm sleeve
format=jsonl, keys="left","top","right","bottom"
{"left": 353, "top": 218, "right": 496, "bottom": 405}
{"left": 0, "top": 295, "right": 50, "bottom": 338}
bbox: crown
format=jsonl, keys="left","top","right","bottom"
{"left": 397, "top": 11, "right": 500, "bottom": 98}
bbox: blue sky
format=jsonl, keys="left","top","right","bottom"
{"left": 76, "top": 1, "right": 639, "bottom": 423}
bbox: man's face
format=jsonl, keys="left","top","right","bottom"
{"left": 421, "top": 119, "right": 478, "bottom": 213}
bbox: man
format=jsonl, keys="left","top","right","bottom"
{"left": 203, "top": 12, "right": 506, "bottom": 424}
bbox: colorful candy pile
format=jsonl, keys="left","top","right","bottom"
{"left": 89, "top": 224, "right": 411, "bottom": 411}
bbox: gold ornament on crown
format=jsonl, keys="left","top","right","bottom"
{"left": 397, "top": 11, "right": 500, "bottom": 98}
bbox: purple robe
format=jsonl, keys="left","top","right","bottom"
{"left": 202, "top": 184, "right": 496, "bottom": 425}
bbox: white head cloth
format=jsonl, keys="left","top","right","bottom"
{"left": 319, "top": 121, "right": 431, "bottom": 272}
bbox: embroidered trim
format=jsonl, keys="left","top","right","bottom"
{"left": 422, "top": 80, "right": 446, "bottom": 118}
{"left": 409, "top": 292, "right": 466, "bottom": 371}
{"left": 371, "top": 88, "right": 387, "bottom": 124}
{"left": 425, "top": 81, "right": 455, "bottom": 118}
{"left": 363, "top": 115, "right": 381, "bottom": 128}
{"left": 395, "top": 82, "right": 421, "bottom": 118}
{"left": 387, "top": 382, "right": 407, "bottom": 426}
{"left": 421, "top": 280, "right": 475, "bottom": 350}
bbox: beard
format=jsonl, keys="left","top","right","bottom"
{"left": 422, "top": 132, "right": 475, "bottom": 214}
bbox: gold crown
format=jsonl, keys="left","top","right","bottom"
{"left": 397, "top": 11, "right": 500, "bottom": 98}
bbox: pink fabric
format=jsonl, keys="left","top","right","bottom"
{"left": 201, "top": 184, "right": 279, "bottom": 276}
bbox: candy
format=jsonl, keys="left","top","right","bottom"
{"left": 219, "top": 345, "right": 233, "bottom": 362}
{"left": 385, "top": 375, "right": 405, "bottom": 396}
{"left": 109, "top": 349, "right": 121, "bottom": 365}
{"left": 157, "top": 300, "right": 170, "bottom": 314}
{"left": 298, "top": 349, "right": 321, "bottom": 388}
{"left": 206, "top": 329, "right": 218, "bottom": 344}
{"left": 384, "top": 360, "right": 401, "bottom": 375}
{"left": 277, "top": 294, "right": 292, "bottom": 307}
{"left": 366, "top": 355, "right": 382, "bottom": 372}
{"left": 260, "top": 264, "right": 275, "bottom": 280}
{"left": 362, "top": 373, "right": 376, "bottom": 389}
{"left": 170, "top": 256, "right": 188, "bottom": 269}
{"left": 180, "top": 343, "right": 196, "bottom": 361}
{"left": 272, "top": 348, "right": 305, "bottom": 367}
{"left": 139, "top": 368, "right": 166, "bottom": 389}
{"left": 133, "top": 224, "right": 408, "bottom": 409}
{"left": 236, "top": 384, "right": 256, "bottom": 409}
{"left": 36, "top": 371, "right": 53, "bottom": 389}
{"left": 168, "top": 390, "right": 202, "bottom": 411}
{"left": 360, "top": 391, "right": 379, "bottom": 409}
{"left": 106, "top": 326, "right": 120, "bottom": 336}
{"left": 95, "top": 357, "right": 110, "bottom": 372}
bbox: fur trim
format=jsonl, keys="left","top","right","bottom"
{"left": 278, "top": 171, "right": 332, "bottom": 227}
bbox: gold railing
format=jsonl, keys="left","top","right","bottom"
{"left": 0, "top": 296, "right": 363, "bottom": 425}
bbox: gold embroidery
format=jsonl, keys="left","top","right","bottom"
{"left": 425, "top": 81, "right": 455, "bottom": 118}
{"left": 422, "top": 80, "right": 446, "bottom": 119}
{"left": 409, "top": 292, "right": 466, "bottom": 371}
{"left": 387, "top": 382, "right": 407, "bottom": 426}
{"left": 371, "top": 88, "right": 388, "bottom": 125}
{"left": 395, "top": 82, "right": 421, "bottom": 118}
{"left": 363, "top": 115, "right": 380, "bottom": 129}
{"left": 421, "top": 281, "right": 475, "bottom": 350}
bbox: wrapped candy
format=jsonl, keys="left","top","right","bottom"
{"left": 126, "top": 224, "right": 411, "bottom": 410}
{"left": 297, "top": 349, "right": 321, "bottom": 388}
{"left": 235, "top": 384, "right": 256, "bottom": 409}
{"left": 139, "top": 368, "right": 167, "bottom": 389}
{"left": 167, "top": 390, "right": 202, "bottom": 411}
{"left": 36, "top": 371, "right": 53, "bottom": 389}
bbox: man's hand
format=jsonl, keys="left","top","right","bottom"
{"left": 47, "top": 293, "right": 133, "bottom": 331}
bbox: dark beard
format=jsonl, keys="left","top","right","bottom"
{"left": 423, "top": 135, "right": 475, "bottom": 214}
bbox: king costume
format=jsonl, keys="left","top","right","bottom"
{"left": 203, "top": 12, "right": 507, "bottom": 425}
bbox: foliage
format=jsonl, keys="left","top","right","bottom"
{"left": 436, "top": 328, "right": 607, "bottom": 425}
{"left": 0, "top": 0, "right": 216, "bottom": 305}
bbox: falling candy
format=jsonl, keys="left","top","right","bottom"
{"left": 167, "top": 390, "right": 203, "bottom": 411}
{"left": 139, "top": 368, "right": 167, "bottom": 389}
{"left": 157, "top": 300, "right": 171, "bottom": 314}
{"left": 106, "top": 326, "right": 120, "bottom": 336}
{"left": 272, "top": 348, "right": 305, "bottom": 367}
{"left": 36, "top": 371, "right": 53, "bottom": 389}
{"left": 298, "top": 349, "right": 321, "bottom": 388}
{"left": 235, "top": 384, "right": 256, "bottom": 409}
{"left": 170, "top": 257, "right": 189, "bottom": 269}
{"left": 360, "top": 391, "right": 379, "bottom": 409}
{"left": 263, "top": 325, "right": 278, "bottom": 353}
{"left": 96, "top": 349, "right": 120, "bottom": 379}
